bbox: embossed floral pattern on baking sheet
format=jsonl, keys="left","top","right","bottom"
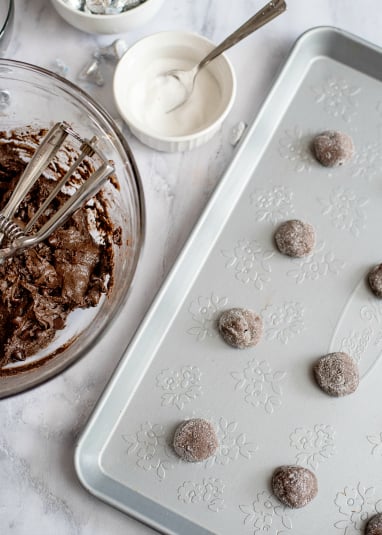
{"left": 334, "top": 483, "right": 382, "bottom": 533}
{"left": 177, "top": 478, "right": 225, "bottom": 512}
{"left": 204, "top": 416, "right": 257, "bottom": 469}
{"left": 122, "top": 422, "right": 174, "bottom": 482}
{"left": 231, "top": 359, "right": 286, "bottom": 414}
{"left": 187, "top": 293, "right": 228, "bottom": 341}
{"left": 240, "top": 491, "right": 293, "bottom": 533}
{"left": 287, "top": 241, "right": 345, "bottom": 284}
{"left": 289, "top": 424, "right": 336, "bottom": 470}
{"left": 278, "top": 126, "right": 315, "bottom": 172}
{"left": 156, "top": 366, "right": 203, "bottom": 410}
{"left": 312, "top": 76, "right": 360, "bottom": 123}
{"left": 319, "top": 187, "right": 368, "bottom": 237}
{"left": 222, "top": 239, "right": 274, "bottom": 290}
{"left": 261, "top": 301, "right": 305, "bottom": 345}
{"left": 250, "top": 185, "right": 295, "bottom": 224}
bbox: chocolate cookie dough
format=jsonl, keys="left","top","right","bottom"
{"left": 313, "top": 130, "right": 354, "bottom": 167}
{"left": 313, "top": 352, "right": 359, "bottom": 397}
{"left": 218, "top": 308, "right": 263, "bottom": 349}
{"left": 275, "top": 219, "right": 315, "bottom": 258}
{"left": 366, "top": 513, "right": 382, "bottom": 535}
{"left": 272, "top": 465, "right": 318, "bottom": 508}
{"left": 0, "top": 127, "right": 117, "bottom": 368}
{"left": 173, "top": 418, "right": 218, "bottom": 462}
{"left": 368, "top": 264, "right": 382, "bottom": 298}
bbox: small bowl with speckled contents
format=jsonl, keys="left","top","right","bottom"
{"left": 50, "top": 0, "right": 164, "bottom": 34}
{"left": 113, "top": 31, "right": 236, "bottom": 152}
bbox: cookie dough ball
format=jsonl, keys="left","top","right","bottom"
{"left": 314, "top": 352, "right": 359, "bottom": 397}
{"left": 218, "top": 308, "right": 263, "bottom": 349}
{"left": 272, "top": 465, "right": 318, "bottom": 508}
{"left": 313, "top": 130, "right": 354, "bottom": 167}
{"left": 368, "top": 264, "right": 382, "bottom": 298}
{"left": 274, "top": 219, "right": 315, "bottom": 258}
{"left": 366, "top": 513, "right": 382, "bottom": 535}
{"left": 173, "top": 418, "right": 218, "bottom": 462}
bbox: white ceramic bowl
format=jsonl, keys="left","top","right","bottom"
{"left": 113, "top": 31, "right": 236, "bottom": 152}
{"left": 50, "top": 0, "right": 164, "bottom": 35}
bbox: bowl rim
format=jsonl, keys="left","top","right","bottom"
{"left": 0, "top": 58, "right": 146, "bottom": 398}
{"left": 53, "top": 0, "right": 160, "bottom": 19}
{"left": 113, "top": 30, "right": 237, "bottom": 144}
{"left": 0, "top": 0, "right": 13, "bottom": 41}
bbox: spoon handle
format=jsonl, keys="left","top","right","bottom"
{"left": 198, "top": 0, "right": 287, "bottom": 72}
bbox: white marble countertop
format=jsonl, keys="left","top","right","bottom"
{"left": 2, "top": 1, "right": 382, "bottom": 533}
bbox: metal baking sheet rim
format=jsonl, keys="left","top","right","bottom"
{"left": 74, "top": 26, "right": 382, "bottom": 535}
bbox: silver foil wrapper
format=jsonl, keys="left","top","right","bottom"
{"left": 77, "top": 39, "right": 126, "bottom": 85}
{"left": 85, "top": 0, "right": 107, "bottom": 14}
{"left": 120, "top": 0, "right": 142, "bottom": 8}
{"left": 230, "top": 121, "right": 248, "bottom": 147}
{"left": 85, "top": 0, "right": 144, "bottom": 14}
{"left": 78, "top": 58, "right": 105, "bottom": 86}
{"left": 95, "top": 39, "right": 127, "bottom": 61}
{"left": 0, "top": 90, "right": 10, "bottom": 109}
{"left": 51, "top": 58, "right": 69, "bottom": 78}
{"left": 62, "top": 0, "right": 85, "bottom": 9}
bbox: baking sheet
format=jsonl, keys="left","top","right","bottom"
{"left": 75, "top": 27, "right": 382, "bottom": 534}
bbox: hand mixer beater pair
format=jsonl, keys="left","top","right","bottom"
{"left": 0, "top": 121, "right": 114, "bottom": 263}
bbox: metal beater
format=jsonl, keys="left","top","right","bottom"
{"left": 0, "top": 121, "right": 114, "bottom": 263}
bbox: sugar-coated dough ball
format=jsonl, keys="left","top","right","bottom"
{"left": 173, "top": 418, "right": 218, "bottom": 462}
{"left": 368, "top": 264, "right": 382, "bottom": 298}
{"left": 314, "top": 352, "right": 359, "bottom": 397}
{"left": 218, "top": 308, "right": 263, "bottom": 349}
{"left": 272, "top": 465, "right": 318, "bottom": 508}
{"left": 275, "top": 219, "right": 315, "bottom": 258}
{"left": 313, "top": 130, "right": 354, "bottom": 167}
{"left": 366, "top": 513, "right": 382, "bottom": 535}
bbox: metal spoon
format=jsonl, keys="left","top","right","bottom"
{"left": 165, "top": 0, "right": 287, "bottom": 113}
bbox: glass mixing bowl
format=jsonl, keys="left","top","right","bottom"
{"left": 0, "top": 59, "right": 145, "bottom": 397}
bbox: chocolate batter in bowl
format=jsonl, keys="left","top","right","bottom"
{"left": 0, "top": 60, "right": 144, "bottom": 397}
